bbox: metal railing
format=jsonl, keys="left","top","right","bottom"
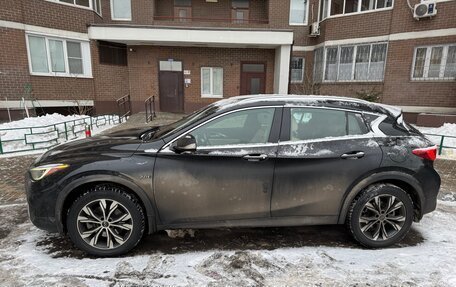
{"left": 117, "top": 94, "right": 131, "bottom": 123}
{"left": 0, "top": 115, "right": 120, "bottom": 154}
{"left": 153, "top": 15, "right": 269, "bottom": 24}
{"left": 423, "top": 133, "right": 456, "bottom": 155}
{"left": 145, "top": 96, "right": 156, "bottom": 123}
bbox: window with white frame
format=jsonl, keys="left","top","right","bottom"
{"left": 201, "top": 67, "right": 223, "bottom": 98}
{"left": 314, "top": 42, "right": 387, "bottom": 82}
{"left": 290, "top": 0, "right": 309, "bottom": 25}
{"left": 111, "top": 0, "right": 132, "bottom": 20}
{"left": 291, "top": 57, "right": 305, "bottom": 83}
{"left": 26, "top": 34, "right": 92, "bottom": 77}
{"left": 412, "top": 44, "right": 456, "bottom": 80}
{"left": 48, "top": 0, "right": 101, "bottom": 14}
{"left": 319, "top": 0, "right": 393, "bottom": 20}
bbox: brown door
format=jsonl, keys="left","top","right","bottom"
{"left": 159, "top": 71, "right": 184, "bottom": 113}
{"left": 240, "top": 62, "right": 266, "bottom": 95}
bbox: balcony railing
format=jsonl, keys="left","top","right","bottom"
{"left": 153, "top": 16, "right": 269, "bottom": 24}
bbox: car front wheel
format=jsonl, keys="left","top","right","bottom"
{"left": 66, "top": 185, "right": 145, "bottom": 256}
{"left": 346, "top": 183, "right": 414, "bottom": 248}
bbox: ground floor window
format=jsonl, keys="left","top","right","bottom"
{"left": 26, "top": 34, "right": 92, "bottom": 77}
{"left": 201, "top": 67, "right": 223, "bottom": 98}
{"left": 291, "top": 57, "right": 305, "bottom": 83}
{"left": 313, "top": 42, "right": 387, "bottom": 83}
{"left": 412, "top": 44, "right": 456, "bottom": 80}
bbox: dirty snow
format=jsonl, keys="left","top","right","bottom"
{"left": 0, "top": 200, "right": 455, "bottom": 286}
{"left": 0, "top": 113, "right": 118, "bottom": 156}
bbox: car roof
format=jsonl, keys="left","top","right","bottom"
{"left": 213, "top": 94, "right": 401, "bottom": 118}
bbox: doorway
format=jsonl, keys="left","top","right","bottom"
{"left": 159, "top": 60, "right": 184, "bottom": 113}
{"left": 240, "top": 62, "right": 266, "bottom": 95}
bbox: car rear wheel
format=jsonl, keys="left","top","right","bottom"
{"left": 66, "top": 185, "right": 145, "bottom": 256}
{"left": 346, "top": 183, "right": 414, "bottom": 248}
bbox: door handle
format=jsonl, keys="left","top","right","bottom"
{"left": 341, "top": 152, "right": 365, "bottom": 159}
{"left": 243, "top": 154, "right": 268, "bottom": 162}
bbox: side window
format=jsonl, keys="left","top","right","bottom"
{"left": 289, "top": 108, "right": 368, "bottom": 141}
{"left": 191, "top": 108, "right": 275, "bottom": 147}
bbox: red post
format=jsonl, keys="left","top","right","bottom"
{"left": 85, "top": 125, "right": 92, "bottom": 137}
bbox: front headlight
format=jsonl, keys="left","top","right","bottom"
{"left": 30, "top": 163, "right": 69, "bottom": 181}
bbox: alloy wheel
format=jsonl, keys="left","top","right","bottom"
{"left": 358, "top": 195, "right": 406, "bottom": 241}
{"left": 76, "top": 199, "right": 133, "bottom": 250}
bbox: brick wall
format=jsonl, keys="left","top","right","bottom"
{"left": 126, "top": 46, "right": 275, "bottom": 113}
{"left": 0, "top": 28, "right": 31, "bottom": 100}
{"left": 383, "top": 36, "right": 456, "bottom": 108}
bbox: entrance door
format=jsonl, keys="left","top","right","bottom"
{"left": 240, "top": 62, "right": 266, "bottom": 95}
{"left": 159, "top": 61, "right": 184, "bottom": 113}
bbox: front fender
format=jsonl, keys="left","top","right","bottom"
{"left": 55, "top": 173, "right": 156, "bottom": 234}
{"left": 337, "top": 169, "right": 425, "bottom": 224}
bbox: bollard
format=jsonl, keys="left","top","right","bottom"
{"left": 85, "top": 125, "right": 92, "bottom": 138}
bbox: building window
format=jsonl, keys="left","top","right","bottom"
{"left": 99, "top": 42, "right": 128, "bottom": 66}
{"left": 174, "top": 0, "right": 192, "bottom": 22}
{"left": 314, "top": 42, "right": 387, "bottom": 83}
{"left": 111, "top": 0, "right": 131, "bottom": 20}
{"left": 290, "top": 0, "right": 309, "bottom": 25}
{"left": 412, "top": 44, "right": 456, "bottom": 80}
{"left": 232, "top": 0, "right": 250, "bottom": 24}
{"left": 201, "top": 67, "right": 223, "bottom": 98}
{"left": 48, "top": 0, "right": 101, "bottom": 14}
{"left": 291, "top": 57, "right": 305, "bottom": 83}
{"left": 26, "top": 34, "right": 92, "bottom": 77}
{"left": 319, "top": 0, "right": 393, "bottom": 20}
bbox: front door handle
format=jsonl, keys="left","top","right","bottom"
{"left": 243, "top": 154, "right": 268, "bottom": 162}
{"left": 341, "top": 152, "right": 365, "bottom": 159}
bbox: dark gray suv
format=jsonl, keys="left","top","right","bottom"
{"left": 26, "top": 95, "right": 440, "bottom": 256}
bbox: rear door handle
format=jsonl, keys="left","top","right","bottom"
{"left": 243, "top": 154, "right": 268, "bottom": 162}
{"left": 341, "top": 152, "right": 365, "bottom": 159}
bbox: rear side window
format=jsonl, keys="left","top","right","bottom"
{"left": 289, "top": 108, "right": 369, "bottom": 141}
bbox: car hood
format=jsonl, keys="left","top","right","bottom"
{"left": 35, "top": 127, "right": 156, "bottom": 165}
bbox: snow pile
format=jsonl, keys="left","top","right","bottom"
{"left": 0, "top": 113, "right": 118, "bottom": 155}
{"left": 416, "top": 123, "right": 456, "bottom": 159}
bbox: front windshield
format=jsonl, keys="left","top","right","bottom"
{"left": 145, "top": 104, "right": 220, "bottom": 140}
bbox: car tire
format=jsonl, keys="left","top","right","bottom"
{"left": 346, "top": 183, "right": 414, "bottom": 248}
{"left": 66, "top": 185, "right": 145, "bottom": 256}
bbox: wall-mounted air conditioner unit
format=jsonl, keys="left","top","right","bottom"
{"left": 309, "top": 22, "right": 320, "bottom": 37}
{"left": 414, "top": 2, "right": 437, "bottom": 19}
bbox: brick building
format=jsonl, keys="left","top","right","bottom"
{"left": 0, "top": 0, "right": 455, "bottom": 125}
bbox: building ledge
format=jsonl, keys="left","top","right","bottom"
{"left": 88, "top": 24, "right": 294, "bottom": 48}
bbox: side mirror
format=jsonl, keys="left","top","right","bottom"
{"left": 172, "top": 134, "right": 197, "bottom": 153}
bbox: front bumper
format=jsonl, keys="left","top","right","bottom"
{"left": 25, "top": 172, "right": 60, "bottom": 233}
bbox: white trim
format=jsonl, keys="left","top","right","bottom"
{"left": 293, "top": 28, "right": 456, "bottom": 52}
{"left": 0, "top": 100, "right": 94, "bottom": 109}
{"left": 110, "top": 0, "right": 132, "bottom": 21}
{"left": 0, "top": 20, "right": 89, "bottom": 40}
{"left": 274, "top": 45, "right": 292, "bottom": 94}
{"left": 88, "top": 26, "right": 294, "bottom": 47}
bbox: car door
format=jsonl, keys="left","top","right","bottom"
{"left": 271, "top": 106, "right": 383, "bottom": 221}
{"left": 154, "top": 106, "right": 282, "bottom": 225}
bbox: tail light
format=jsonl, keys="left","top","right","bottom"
{"left": 412, "top": 146, "right": 437, "bottom": 161}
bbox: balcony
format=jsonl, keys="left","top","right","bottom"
{"left": 154, "top": 0, "right": 269, "bottom": 28}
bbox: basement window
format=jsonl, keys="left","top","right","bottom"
{"left": 412, "top": 44, "right": 456, "bottom": 80}
{"left": 291, "top": 57, "right": 305, "bottom": 83}
{"left": 26, "top": 34, "right": 92, "bottom": 77}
